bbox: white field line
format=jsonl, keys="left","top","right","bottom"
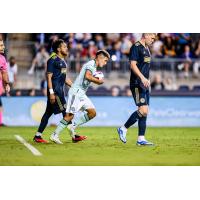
{"left": 15, "top": 135, "right": 42, "bottom": 156}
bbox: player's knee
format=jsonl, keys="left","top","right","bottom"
{"left": 64, "top": 113, "right": 74, "bottom": 121}
{"left": 138, "top": 107, "right": 149, "bottom": 117}
{"left": 87, "top": 109, "right": 96, "bottom": 119}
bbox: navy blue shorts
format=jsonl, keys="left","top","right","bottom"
{"left": 130, "top": 85, "right": 150, "bottom": 106}
{"left": 47, "top": 94, "right": 66, "bottom": 115}
{"left": 0, "top": 97, "right": 2, "bottom": 107}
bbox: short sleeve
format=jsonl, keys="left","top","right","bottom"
{"left": 85, "top": 64, "right": 94, "bottom": 74}
{"left": 129, "top": 45, "right": 139, "bottom": 62}
{"left": 47, "top": 59, "right": 54, "bottom": 73}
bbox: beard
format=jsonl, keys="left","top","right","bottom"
{"left": 61, "top": 50, "right": 68, "bottom": 57}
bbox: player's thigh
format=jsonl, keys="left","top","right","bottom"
{"left": 81, "top": 95, "right": 95, "bottom": 111}
{"left": 131, "top": 86, "right": 149, "bottom": 107}
{"left": 52, "top": 94, "right": 66, "bottom": 114}
{"left": 43, "top": 101, "right": 54, "bottom": 117}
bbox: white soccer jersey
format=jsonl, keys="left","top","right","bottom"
{"left": 71, "top": 60, "right": 97, "bottom": 96}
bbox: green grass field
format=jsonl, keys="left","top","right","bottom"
{"left": 0, "top": 126, "right": 200, "bottom": 166}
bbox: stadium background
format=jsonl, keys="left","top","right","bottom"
{"left": 1, "top": 33, "right": 200, "bottom": 127}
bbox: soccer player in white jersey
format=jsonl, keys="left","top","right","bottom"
{"left": 50, "top": 50, "right": 110, "bottom": 144}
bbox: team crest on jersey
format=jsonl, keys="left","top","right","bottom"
{"left": 140, "top": 98, "right": 145, "bottom": 103}
{"left": 144, "top": 56, "right": 151, "bottom": 63}
{"left": 71, "top": 107, "right": 75, "bottom": 112}
{"left": 61, "top": 68, "right": 67, "bottom": 74}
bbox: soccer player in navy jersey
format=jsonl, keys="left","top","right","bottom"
{"left": 33, "top": 39, "right": 86, "bottom": 143}
{"left": 117, "top": 33, "right": 156, "bottom": 146}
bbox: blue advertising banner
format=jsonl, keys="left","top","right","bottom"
{"left": 1, "top": 96, "right": 200, "bottom": 127}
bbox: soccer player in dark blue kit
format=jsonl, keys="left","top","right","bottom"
{"left": 117, "top": 33, "right": 156, "bottom": 146}
{"left": 33, "top": 39, "right": 86, "bottom": 143}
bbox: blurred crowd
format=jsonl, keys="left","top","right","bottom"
{"left": 28, "top": 33, "right": 200, "bottom": 76}
{"left": 32, "top": 33, "right": 200, "bottom": 59}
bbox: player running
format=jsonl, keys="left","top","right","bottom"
{"left": 117, "top": 33, "right": 156, "bottom": 146}
{"left": 0, "top": 38, "right": 10, "bottom": 126}
{"left": 33, "top": 39, "right": 85, "bottom": 143}
{"left": 50, "top": 50, "right": 110, "bottom": 144}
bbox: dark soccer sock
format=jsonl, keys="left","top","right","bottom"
{"left": 37, "top": 111, "right": 52, "bottom": 134}
{"left": 138, "top": 116, "right": 147, "bottom": 136}
{"left": 124, "top": 110, "right": 142, "bottom": 129}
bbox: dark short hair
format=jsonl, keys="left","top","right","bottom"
{"left": 52, "top": 39, "right": 65, "bottom": 53}
{"left": 96, "top": 50, "right": 110, "bottom": 59}
{"left": 9, "top": 56, "right": 15, "bottom": 60}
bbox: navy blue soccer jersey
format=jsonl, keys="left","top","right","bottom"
{"left": 47, "top": 54, "right": 68, "bottom": 96}
{"left": 129, "top": 41, "right": 151, "bottom": 87}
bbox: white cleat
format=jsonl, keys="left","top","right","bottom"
{"left": 117, "top": 127, "right": 127, "bottom": 143}
{"left": 50, "top": 133, "right": 63, "bottom": 144}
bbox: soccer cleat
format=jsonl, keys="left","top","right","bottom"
{"left": 0, "top": 123, "right": 7, "bottom": 127}
{"left": 117, "top": 127, "right": 127, "bottom": 143}
{"left": 33, "top": 136, "right": 48, "bottom": 143}
{"left": 136, "top": 140, "right": 154, "bottom": 146}
{"left": 72, "top": 135, "right": 87, "bottom": 143}
{"left": 50, "top": 134, "right": 63, "bottom": 144}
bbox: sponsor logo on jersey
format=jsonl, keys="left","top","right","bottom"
{"left": 61, "top": 68, "right": 67, "bottom": 74}
{"left": 144, "top": 56, "right": 151, "bottom": 63}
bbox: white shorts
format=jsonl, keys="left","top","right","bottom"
{"left": 66, "top": 89, "right": 95, "bottom": 114}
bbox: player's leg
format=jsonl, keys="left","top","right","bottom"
{"left": 74, "top": 108, "right": 96, "bottom": 127}
{"left": 0, "top": 106, "right": 2, "bottom": 126}
{"left": 68, "top": 96, "right": 95, "bottom": 133}
{"left": 117, "top": 86, "right": 143, "bottom": 143}
{"left": 33, "top": 102, "right": 53, "bottom": 143}
{"left": 50, "top": 93, "right": 78, "bottom": 144}
{"left": 137, "top": 90, "right": 153, "bottom": 146}
{"left": 0, "top": 97, "right": 4, "bottom": 126}
{"left": 50, "top": 112, "right": 74, "bottom": 144}
{"left": 67, "top": 95, "right": 94, "bottom": 142}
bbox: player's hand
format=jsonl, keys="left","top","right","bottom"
{"left": 50, "top": 94, "right": 56, "bottom": 104}
{"left": 5, "top": 84, "right": 10, "bottom": 94}
{"left": 97, "top": 78, "right": 104, "bottom": 85}
{"left": 141, "top": 77, "right": 150, "bottom": 88}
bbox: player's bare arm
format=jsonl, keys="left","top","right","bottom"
{"left": 130, "top": 61, "right": 150, "bottom": 88}
{"left": 65, "top": 78, "right": 72, "bottom": 87}
{"left": 85, "top": 70, "right": 104, "bottom": 85}
{"left": 47, "top": 72, "right": 55, "bottom": 104}
{"left": 64, "top": 68, "right": 73, "bottom": 87}
{"left": 1, "top": 70, "right": 10, "bottom": 93}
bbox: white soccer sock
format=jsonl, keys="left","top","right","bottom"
{"left": 67, "top": 123, "right": 76, "bottom": 138}
{"left": 74, "top": 113, "right": 90, "bottom": 127}
{"left": 54, "top": 119, "right": 69, "bottom": 136}
{"left": 138, "top": 136, "right": 145, "bottom": 141}
{"left": 35, "top": 132, "right": 42, "bottom": 137}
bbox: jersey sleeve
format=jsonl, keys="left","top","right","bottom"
{"left": 85, "top": 64, "right": 94, "bottom": 74}
{"left": 0, "top": 56, "right": 7, "bottom": 71}
{"left": 129, "top": 45, "right": 139, "bottom": 62}
{"left": 47, "top": 59, "right": 54, "bottom": 73}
